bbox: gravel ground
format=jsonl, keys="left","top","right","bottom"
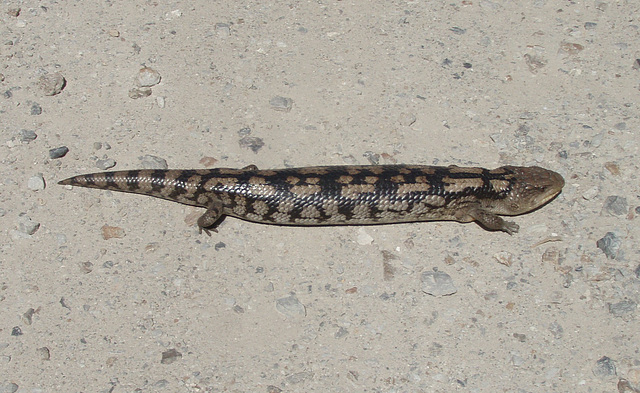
{"left": 1, "top": 1, "right": 639, "bottom": 392}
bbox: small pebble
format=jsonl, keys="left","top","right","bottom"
{"left": 558, "top": 42, "right": 584, "bottom": 56}
{"left": 513, "top": 333, "right": 527, "bottom": 342}
{"left": 37, "top": 347, "right": 50, "bottom": 361}
{"left": 138, "top": 67, "right": 161, "bottom": 87}
{"left": 604, "top": 162, "right": 620, "bottom": 176}
{"left": 614, "top": 122, "right": 627, "bottom": 130}
{"left": 18, "top": 129, "right": 37, "bottom": 143}
{"left": 237, "top": 127, "right": 252, "bottom": 136}
{"left": 128, "top": 87, "right": 152, "bottom": 99}
{"left": 584, "top": 22, "right": 597, "bottom": 30}
{"left": 156, "top": 96, "right": 165, "bottom": 108}
{"left": 608, "top": 300, "right": 637, "bottom": 317}
{"left": 39, "top": 72, "right": 66, "bottom": 96}
{"left": 140, "top": 155, "right": 168, "bottom": 169}
{"left": 356, "top": 227, "right": 373, "bottom": 245}
{"left": 17, "top": 214, "right": 40, "bottom": 235}
{"left": 421, "top": 270, "right": 457, "bottom": 297}
{"left": 363, "top": 151, "right": 380, "bottom": 165}
{"left": 275, "top": 294, "right": 306, "bottom": 318}
{"left": 27, "top": 174, "right": 45, "bottom": 191}
{"left": 239, "top": 136, "right": 265, "bottom": 153}
{"left": 596, "top": 232, "right": 622, "bottom": 260}
{"left": 7, "top": 8, "right": 20, "bottom": 17}
{"left": 334, "top": 326, "right": 349, "bottom": 339}
{"left": 581, "top": 186, "right": 599, "bottom": 200}
{"left": 286, "top": 372, "right": 314, "bottom": 385}
{"left": 510, "top": 353, "right": 525, "bottom": 367}
{"left": 215, "top": 23, "right": 230, "bottom": 37}
{"left": 593, "top": 356, "right": 617, "bottom": 377}
{"left": 101, "top": 225, "right": 125, "bottom": 240}
{"left": 269, "top": 96, "right": 293, "bottom": 112}
{"left": 494, "top": 251, "right": 514, "bottom": 267}
{"left": 96, "top": 158, "right": 116, "bottom": 170}
{"left": 548, "top": 321, "right": 564, "bottom": 339}
{"left": 160, "top": 349, "right": 182, "bottom": 364}
{"left": 22, "top": 308, "right": 35, "bottom": 325}
{"left": 524, "top": 53, "right": 547, "bottom": 73}
{"left": 602, "top": 196, "right": 627, "bottom": 216}
{"left": 0, "top": 382, "right": 19, "bottom": 393}
{"left": 11, "top": 327, "right": 22, "bottom": 336}
{"left": 635, "top": 264, "right": 640, "bottom": 279}
{"left": 49, "top": 146, "right": 69, "bottom": 159}
{"left": 107, "top": 29, "right": 120, "bottom": 37}
{"left": 30, "top": 102, "right": 42, "bottom": 115}
{"left": 199, "top": 156, "right": 218, "bottom": 167}
{"left": 399, "top": 112, "right": 416, "bottom": 126}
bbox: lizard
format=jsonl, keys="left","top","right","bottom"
{"left": 58, "top": 164, "right": 564, "bottom": 235}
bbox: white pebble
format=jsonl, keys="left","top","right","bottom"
{"left": 27, "top": 174, "right": 45, "bottom": 191}
{"left": 138, "top": 67, "right": 161, "bottom": 87}
{"left": 356, "top": 228, "right": 374, "bottom": 245}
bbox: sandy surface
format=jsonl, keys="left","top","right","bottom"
{"left": 2, "top": 1, "right": 639, "bottom": 392}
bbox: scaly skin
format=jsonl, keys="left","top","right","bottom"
{"left": 59, "top": 164, "right": 564, "bottom": 235}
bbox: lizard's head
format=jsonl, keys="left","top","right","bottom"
{"left": 491, "top": 166, "right": 565, "bottom": 216}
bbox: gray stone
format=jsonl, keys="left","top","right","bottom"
{"left": 275, "top": 294, "right": 306, "bottom": 318}
{"left": 596, "top": 232, "right": 622, "bottom": 260}
{"left": 421, "top": 270, "right": 457, "bottom": 296}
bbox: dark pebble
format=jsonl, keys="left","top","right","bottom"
{"left": 239, "top": 136, "right": 265, "bottom": 153}
{"left": 608, "top": 300, "right": 637, "bottom": 317}
{"left": 584, "top": 22, "right": 597, "bottom": 30}
{"left": 18, "top": 129, "right": 37, "bottom": 143}
{"left": 30, "top": 102, "right": 42, "bottom": 115}
{"left": 161, "top": 348, "right": 182, "bottom": 364}
{"left": 49, "top": 146, "right": 69, "bottom": 159}
{"left": 363, "top": 151, "right": 380, "bottom": 165}
{"left": 602, "top": 195, "right": 627, "bottom": 216}
{"left": 269, "top": 96, "right": 293, "bottom": 112}
{"left": 214, "top": 242, "right": 226, "bottom": 251}
{"left": 634, "top": 264, "right": 640, "bottom": 278}
{"left": 450, "top": 27, "right": 466, "bottom": 34}
{"left": 11, "top": 326, "right": 22, "bottom": 336}
{"left": 596, "top": 232, "right": 622, "bottom": 260}
{"left": 237, "top": 127, "right": 252, "bottom": 136}
{"left": 593, "top": 356, "right": 617, "bottom": 377}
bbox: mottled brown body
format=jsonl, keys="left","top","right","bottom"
{"left": 59, "top": 164, "right": 564, "bottom": 235}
